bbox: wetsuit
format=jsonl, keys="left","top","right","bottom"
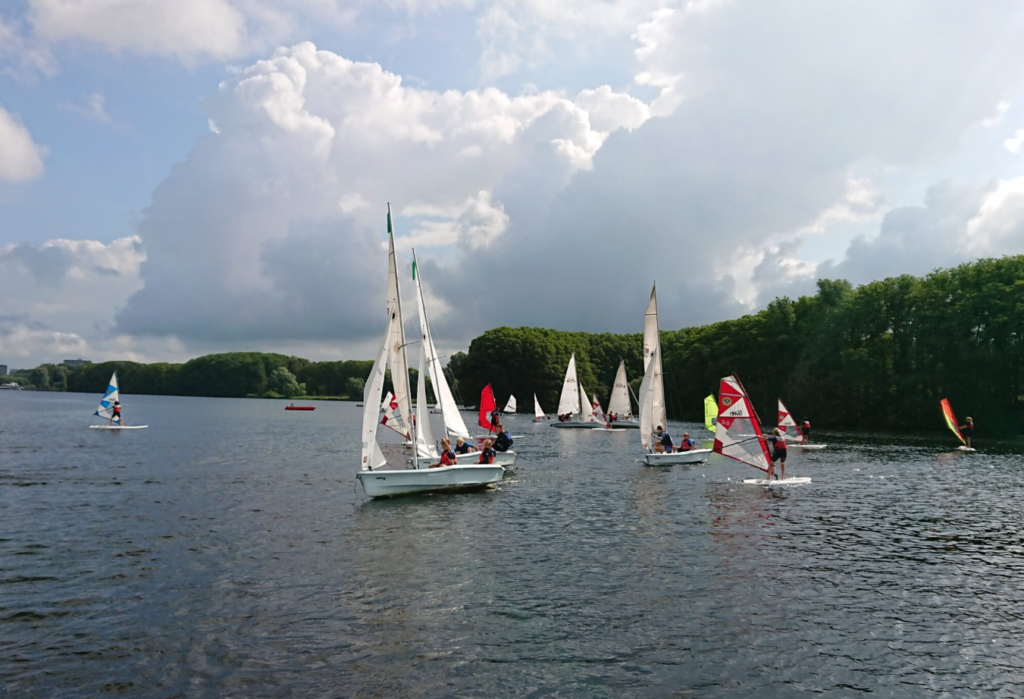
{"left": 494, "top": 431, "right": 513, "bottom": 452}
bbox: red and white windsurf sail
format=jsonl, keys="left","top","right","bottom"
{"left": 713, "top": 375, "right": 771, "bottom": 473}
{"left": 778, "top": 398, "right": 801, "bottom": 441}
{"left": 478, "top": 384, "right": 497, "bottom": 431}
{"left": 379, "top": 391, "right": 406, "bottom": 436}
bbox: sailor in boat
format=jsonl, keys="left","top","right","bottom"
{"left": 761, "top": 428, "right": 788, "bottom": 480}
{"left": 429, "top": 438, "right": 458, "bottom": 469}
{"left": 110, "top": 399, "right": 123, "bottom": 425}
{"left": 959, "top": 417, "right": 974, "bottom": 448}
{"left": 454, "top": 437, "right": 477, "bottom": 456}
{"left": 800, "top": 418, "right": 812, "bottom": 444}
{"left": 676, "top": 432, "right": 695, "bottom": 452}
{"left": 479, "top": 439, "right": 496, "bottom": 464}
{"left": 493, "top": 424, "right": 513, "bottom": 452}
{"left": 653, "top": 426, "right": 673, "bottom": 453}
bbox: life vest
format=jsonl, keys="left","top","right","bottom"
{"left": 112, "top": 405, "right": 121, "bottom": 414}
{"left": 440, "top": 449, "right": 456, "bottom": 465}
{"left": 479, "top": 447, "right": 495, "bottom": 464}
{"left": 679, "top": 438, "right": 694, "bottom": 451}
{"left": 801, "top": 421, "right": 810, "bottom": 429}
{"left": 773, "top": 437, "right": 787, "bottom": 450}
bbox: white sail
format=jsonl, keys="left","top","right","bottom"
{"left": 94, "top": 371, "right": 120, "bottom": 422}
{"left": 642, "top": 284, "right": 667, "bottom": 431}
{"left": 639, "top": 345, "right": 658, "bottom": 450}
{"left": 386, "top": 204, "right": 412, "bottom": 438}
{"left": 504, "top": 395, "right": 517, "bottom": 413}
{"left": 608, "top": 361, "right": 631, "bottom": 417}
{"left": 557, "top": 354, "right": 582, "bottom": 415}
{"left": 361, "top": 316, "right": 393, "bottom": 471}
{"left": 414, "top": 339, "right": 437, "bottom": 461}
{"left": 778, "top": 398, "right": 799, "bottom": 437}
{"left": 411, "top": 250, "right": 471, "bottom": 439}
{"left": 579, "top": 381, "right": 595, "bottom": 422}
{"left": 534, "top": 393, "right": 545, "bottom": 419}
{"left": 713, "top": 375, "right": 771, "bottom": 473}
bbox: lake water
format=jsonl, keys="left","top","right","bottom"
{"left": 3, "top": 391, "right": 1024, "bottom": 698}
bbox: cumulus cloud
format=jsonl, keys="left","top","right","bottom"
{"left": 0, "top": 237, "right": 146, "bottom": 364}
{"left": 0, "top": 102, "right": 47, "bottom": 181}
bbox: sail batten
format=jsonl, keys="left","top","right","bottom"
{"left": 712, "top": 375, "right": 771, "bottom": 473}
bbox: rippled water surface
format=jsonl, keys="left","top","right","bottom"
{"left": 3, "top": 391, "right": 1024, "bottom": 697}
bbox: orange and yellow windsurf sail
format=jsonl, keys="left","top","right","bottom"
{"left": 940, "top": 398, "right": 965, "bottom": 445}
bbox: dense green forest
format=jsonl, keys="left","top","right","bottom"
{"left": 9, "top": 256, "right": 1023, "bottom": 433}
{"left": 455, "top": 256, "right": 1024, "bottom": 434}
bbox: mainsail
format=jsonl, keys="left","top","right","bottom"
{"left": 385, "top": 204, "right": 412, "bottom": 438}
{"left": 557, "top": 354, "right": 582, "bottom": 416}
{"left": 94, "top": 371, "right": 120, "bottom": 423}
{"left": 778, "top": 399, "right": 800, "bottom": 440}
{"left": 638, "top": 345, "right": 664, "bottom": 451}
{"left": 713, "top": 375, "right": 771, "bottom": 473}
{"left": 607, "top": 361, "right": 631, "bottom": 417}
{"left": 642, "top": 284, "right": 666, "bottom": 426}
{"left": 361, "top": 316, "right": 393, "bottom": 471}
{"left": 704, "top": 394, "right": 718, "bottom": 433}
{"left": 504, "top": 395, "right": 517, "bottom": 413}
{"left": 534, "top": 393, "right": 545, "bottom": 419}
{"left": 578, "top": 381, "right": 595, "bottom": 422}
{"left": 478, "top": 384, "right": 497, "bottom": 431}
{"left": 410, "top": 250, "right": 470, "bottom": 439}
{"left": 940, "top": 398, "right": 966, "bottom": 445}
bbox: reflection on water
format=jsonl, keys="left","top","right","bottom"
{"left": 2, "top": 391, "right": 1024, "bottom": 697}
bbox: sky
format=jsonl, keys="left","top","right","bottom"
{"left": 3, "top": 0, "right": 1024, "bottom": 369}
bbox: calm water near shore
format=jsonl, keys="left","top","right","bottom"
{"left": 3, "top": 391, "right": 1024, "bottom": 698}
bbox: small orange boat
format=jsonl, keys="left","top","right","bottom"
{"left": 284, "top": 403, "right": 316, "bottom": 411}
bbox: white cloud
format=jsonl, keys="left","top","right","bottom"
{"left": 59, "top": 92, "right": 112, "bottom": 124}
{"left": 965, "top": 176, "right": 1024, "bottom": 255}
{"left": 1005, "top": 128, "right": 1024, "bottom": 155}
{"left": 0, "top": 11, "right": 58, "bottom": 80}
{"left": 0, "top": 102, "right": 47, "bottom": 181}
{"left": 574, "top": 86, "right": 650, "bottom": 133}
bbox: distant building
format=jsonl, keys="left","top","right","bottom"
{"left": 0, "top": 364, "right": 8, "bottom": 376}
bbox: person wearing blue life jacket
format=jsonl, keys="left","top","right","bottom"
{"left": 493, "top": 424, "right": 513, "bottom": 452}
{"left": 761, "top": 428, "right": 788, "bottom": 480}
{"left": 653, "top": 426, "right": 673, "bottom": 453}
{"left": 676, "top": 432, "right": 695, "bottom": 452}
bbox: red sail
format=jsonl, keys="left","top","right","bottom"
{"left": 712, "top": 374, "right": 772, "bottom": 473}
{"left": 478, "top": 384, "right": 497, "bottom": 431}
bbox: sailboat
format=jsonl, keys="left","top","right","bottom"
{"left": 704, "top": 394, "right": 718, "bottom": 433}
{"left": 941, "top": 398, "right": 975, "bottom": 452}
{"left": 606, "top": 360, "right": 639, "bottom": 428}
{"left": 502, "top": 394, "right": 517, "bottom": 414}
{"left": 713, "top": 375, "right": 810, "bottom": 485}
{"left": 778, "top": 398, "right": 826, "bottom": 449}
{"left": 533, "top": 393, "right": 548, "bottom": 421}
{"left": 551, "top": 354, "right": 600, "bottom": 428}
{"left": 89, "top": 371, "right": 148, "bottom": 430}
{"left": 355, "top": 206, "right": 504, "bottom": 498}
{"left": 638, "top": 284, "right": 710, "bottom": 465}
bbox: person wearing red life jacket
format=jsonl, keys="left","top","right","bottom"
{"left": 676, "top": 432, "right": 695, "bottom": 452}
{"left": 478, "top": 439, "right": 496, "bottom": 464}
{"left": 761, "top": 428, "right": 788, "bottom": 480}
{"left": 109, "top": 400, "right": 123, "bottom": 426}
{"left": 429, "top": 438, "right": 457, "bottom": 469}
{"left": 800, "top": 418, "right": 811, "bottom": 444}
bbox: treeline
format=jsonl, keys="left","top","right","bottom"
{"left": 452, "top": 256, "right": 1024, "bottom": 434}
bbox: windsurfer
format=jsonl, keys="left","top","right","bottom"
{"left": 959, "top": 417, "right": 974, "bottom": 448}
{"left": 800, "top": 418, "right": 811, "bottom": 444}
{"left": 109, "top": 400, "right": 123, "bottom": 426}
{"left": 762, "top": 428, "right": 788, "bottom": 480}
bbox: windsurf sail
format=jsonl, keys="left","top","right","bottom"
{"left": 704, "top": 394, "right": 718, "bottom": 433}
{"left": 608, "top": 361, "right": 632, "bottom": 417}
{"left": 94, "top": 371, "right": 121, "bottom": 424}
{"left": 379, "top": 391, "right": 406, "bottom": 436}
{"left": 556, "top": 354, "right": 581, "bottom": 416}
{"left": 940, "top": 398, "right": 966, "bottom": 445}
{"left": 534, "top": 393, "right": 545, "bottom": 419}
{"left": 591, "top": 392, "right": 605, "bottom": 422}
{"left": 713, "top": 375, "right": 771, "bottom": 473}
{"left": 478, "top": 384, "right": 497, "bottom": 431}
{"left": 503, "top": 394, "right": 517, "bottom": 413}
{"left": 778, "top": 398, "right": 800, "bottom": 440}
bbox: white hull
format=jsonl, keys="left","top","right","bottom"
{"left": 552, "top": 421, "right": 602, "bottom": 429}
{"left": 89, "top": 425, "right": 149, "bottom": 430}
{"left": 956, "top": 446, "right": 976, "bottom": 452}
{"left": 356, "top": 464, "right": 505, "bottom": 498}
{"left": 791, "top": 444, "right": 827, "bottom": 450}
{"left": 643, "top": 448, "right": 712, "bottom": 466}
{"left": 742, "top": 477, "right": 812, "bottom": 486}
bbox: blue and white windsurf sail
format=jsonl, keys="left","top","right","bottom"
{"left": 94, "top": 371, "right": 120, "bottom": 423}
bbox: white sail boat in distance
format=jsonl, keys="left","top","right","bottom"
{"left": 552, "top": 353, "right": 600, "bottom": 428}
{"left": 638, "top": 283, "right": 710, "bottom": 465}
{"left": 533, "top": 393, "right": 548, "bottom": 421}
{"left": 355, "top": 207, "right": 504, "bottom": 497}
{"left": 89, "top": 371, "right": 148, "bottom": 430}
{"left": 503, "top": 394, "right": 517, "bottom": 414}
{"left": 607, "top": 360, "right": 639, "bottom": 428}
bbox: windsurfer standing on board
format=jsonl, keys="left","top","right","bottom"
{"left": 959, "top": 417, "right": 974, "bottom": 448}
{"left": 800, "top": 418, "right": 811, "bottom": 444}
{"left": 109, "top": 400, "right": 123, "bottom": 426}
{"left": 761, "top": 428, "right": 787, "bottom": 480}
